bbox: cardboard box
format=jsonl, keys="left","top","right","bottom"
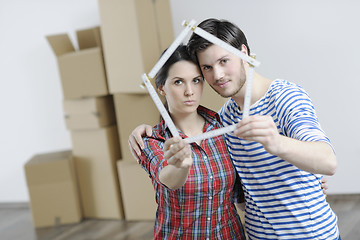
{"left": 153, "top": 0, "right": 174, "bottom": 52}
{"left": 24, "top": 150, "right": 82, "bottom": 228}
{"left": 63, "top": 95, "right": 116, "bottom": 130}
{"left": 71, "top": 125, "right": 123, "bottom": 219}
{"left": 113, "top": 93, "right": 160, "bottom": 161}
{"left": 46, "top": 26, "right": 108, "bottom": 99}
{"left": 98, "top": 0, "right": 174, "bottom": 93}
{"left": 117, "top": 160, "right": 156, "bottom": 220}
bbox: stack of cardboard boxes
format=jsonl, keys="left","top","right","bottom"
{"left": 47, "top": 25, "right": 124, "bottom": 220}
{"left": 97, "top": 0, "right": 172, "bottom": 220}
{"left": 25, "top": 25, "right": 123, "bottom": 227}
{"left": 25, "top": 0, "right": 230, "bottom": 228}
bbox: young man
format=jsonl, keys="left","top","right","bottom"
{"left": 130, "top": 18, "right": 340, "bottom": 239}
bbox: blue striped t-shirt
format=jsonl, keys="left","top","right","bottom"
{"left": 219, "top": 79, "right": 339, "bottom": 239}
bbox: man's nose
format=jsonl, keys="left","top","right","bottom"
{"left": 213, "top": 66, "right": 224, "bottom": 81}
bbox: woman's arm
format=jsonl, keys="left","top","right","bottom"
{"left": 159, "top": 137, "right": 193, "bottom": 190}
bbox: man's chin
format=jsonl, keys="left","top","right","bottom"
{"left": 212, "top": 87, "right": 235, "bottom": 98}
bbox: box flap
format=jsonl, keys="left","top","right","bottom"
{"left": 76, "top": 26, "right": 102, "bottom": 50}
{"left": 46, "top": 34, "right": 75, "bottom": 56}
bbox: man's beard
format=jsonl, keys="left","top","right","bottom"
{"left": 210, "top": 63, "right": 246, "bottom": 98}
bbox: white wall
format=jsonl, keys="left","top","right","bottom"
{"left": 0, "top": 0, "right": 100, "bottom": 202}
{"left": 169, "top": 0, "right": 360, "bottom": 194}
{"left": 1, "top": 0, "right": 359, "bottom": 202}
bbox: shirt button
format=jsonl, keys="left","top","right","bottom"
{"left": 208, "top": 196, "right": 212, "bottom": 200}
{"left": 204, "top": 156, "right": 207, "bottom": 160}
{"left": 207, "top": 217, "right": 211, "bottom": 221}
{"left": 209, "top": 176, "right": 213, "bottom": 179}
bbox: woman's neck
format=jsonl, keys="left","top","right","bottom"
{"left": 171, "top": 111, "right": 205, "bottom": 138}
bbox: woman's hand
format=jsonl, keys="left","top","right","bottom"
{"left": 163, "top": 137, "right": 193, "bottom": 168}
{"left": 159, "top": 137, "right": 193, "bottom": 190}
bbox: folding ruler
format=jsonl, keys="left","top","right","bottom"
{"left": 141, "top": 20, "right": 260, "bottom": 143}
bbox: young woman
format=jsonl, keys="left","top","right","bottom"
{"left": 136, "top": 44, "right": 246, "bottom": 239}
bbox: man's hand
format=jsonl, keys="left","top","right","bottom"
{"left": 233, "top": 115, "right": 337, "bottom": 175}
{"left": 321, "top": 177, "right": 329, "bottom": 197}
{"left": 233, "top": 115, "right": 281, "bottom": 155}
{"left": 128, "top": 124, "right": 153, "bottom": 162}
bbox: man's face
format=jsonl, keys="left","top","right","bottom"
{"left": 197, "top": 44, "right": 246, "bottom": 98}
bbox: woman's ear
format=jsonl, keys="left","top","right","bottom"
{"left": 158, "top": 86, "right": 165, "bottom": 96}
{"left": 241, "top": 44, "right": 248, "bottom": 55}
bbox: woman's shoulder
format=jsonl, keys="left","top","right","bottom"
{"left": 197, "top": 105, "right": 222, "bottom": 125}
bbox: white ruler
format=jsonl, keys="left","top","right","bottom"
{"left": 242, "top": 64, "right": 255, "bottom": 118}
{"left": 142, "top": 20, "right": 261, "bottom": 143}
{"left": 192, "top": 26, "right": 260, "bottom": 67}
{"left": 142, "top": 74, "right": 180, "bottom": 138}
{"left": 148, "top": 20, "right": 196, "bottom": 79}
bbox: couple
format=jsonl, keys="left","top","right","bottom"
{"left": 129, "top": 18, "right": 340, "bottom": 239}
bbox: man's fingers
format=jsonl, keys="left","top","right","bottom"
{"left": 145, "top": 125, "right": 153, "bottom": 137}
{"left": 128, "top": 135, "right": 142, "bottom": 156}
{"left": 128, "top": 139, "right": 141, "bottom": 162}
{"left": 134, "top": 133, "right": 145, "bottom": 150}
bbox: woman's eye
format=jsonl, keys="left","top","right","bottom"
{"left": 174, "top": 80, "right": 182, "bottom": 85}
{"left": 193, "top": 78, "right": 201, "bottom": 84}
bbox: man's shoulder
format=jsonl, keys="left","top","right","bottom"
{"left": 218, "top": 98, "right": 237, "bottom": 115}
{"left": 268, "top": 79, "right": 309, "bottom": 100}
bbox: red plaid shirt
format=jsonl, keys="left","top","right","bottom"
{"left": 139, "top": 106, "right": 245, "bottom": 240}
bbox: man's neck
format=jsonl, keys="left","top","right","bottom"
{"left": 232, "top": 72, "right": 273, "bottom": 109}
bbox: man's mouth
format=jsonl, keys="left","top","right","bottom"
{"left": 216, "top": 80, "right": 230, "bottom": 88}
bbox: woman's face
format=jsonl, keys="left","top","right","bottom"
{"left": 159, "top": 60, "right": 204, "bottom": 116}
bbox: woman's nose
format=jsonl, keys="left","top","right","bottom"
{"left": 185, "top": 84, "right": 194, "bottom": 96}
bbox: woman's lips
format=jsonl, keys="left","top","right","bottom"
{"left": 184, "top": 100, "right": 196, "bottom": 105}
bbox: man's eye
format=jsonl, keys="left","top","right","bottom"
{"left": 221, "top": 59, "right": 228, "bottom": 64}
{"left": 203, "top": 66, "right": 211, "bottom": 71}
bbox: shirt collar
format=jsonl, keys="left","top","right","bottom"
{"left": 154, "top": 105, "right": 220, "bottom": 140}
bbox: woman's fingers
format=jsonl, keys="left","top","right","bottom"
{"left": 164, "top": 138, "right": 191, "bottom": 167}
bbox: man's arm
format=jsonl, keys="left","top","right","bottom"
{"left": 233, "top": 115, "right": 337, "bottom": 175}
{"left": 128, "top": 124, "right": 153, "bottom": 162}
